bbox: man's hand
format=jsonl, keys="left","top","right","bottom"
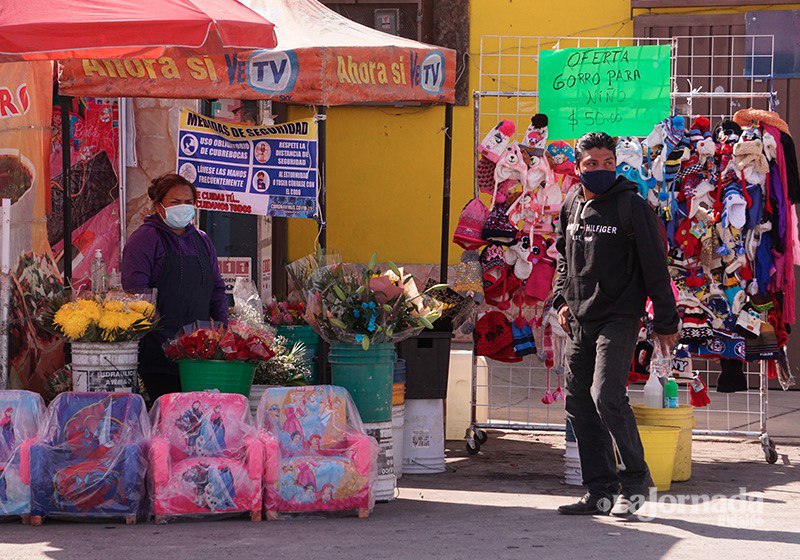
{"left": 654, "top": 332, "right": 679, "bottom": 357}
{"left": 557, "top": 305, "right": 572, "bottom": 337}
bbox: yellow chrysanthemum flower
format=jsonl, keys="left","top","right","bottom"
{"left": 103, "top": 300, "right": 125, "bottom": 313}
{"left": 54, "top": 305, "right": 91, "bottom": 340}
{"left": 74, "top": 299, "right": 102, "bottom": 321}
{"left": 129, "top": 300, "right": 155, "bottom": 318}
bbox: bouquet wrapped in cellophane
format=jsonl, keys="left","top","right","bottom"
{"left": 163, "top": 321, "right": 276, "bottom": 363}
{"left": 41, "top": 291, "right": 158, "bottom": 343}
{"left": 305, "top": 258, "right": 443, "bottom": 349}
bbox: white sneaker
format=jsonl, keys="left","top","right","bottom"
{"left": 610, "top": 494, "right": 643, "bottom": 517}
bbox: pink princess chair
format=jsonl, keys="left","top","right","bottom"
{"left": 258, "top": 386, "right": 378, "bottom": 520}
{"left": 149, "top": 392, "right": 264, "bottom": 523}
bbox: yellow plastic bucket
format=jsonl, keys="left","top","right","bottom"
{"left": 393, "top": 382, "right": 405, "bottom": 406}
{"left": 633, "top": 404, "right": 695, "bottom": 482}
{"left": 637, "top": 425, "right": 680, "bottom": 492}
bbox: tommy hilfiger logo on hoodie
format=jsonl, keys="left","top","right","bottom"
{"left": 567, "top": 222, "right": 619, "bottom": 242}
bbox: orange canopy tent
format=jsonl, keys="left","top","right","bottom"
{"left": 58, "top": 0, "right": 458, "bottom": 280}
{"left": 0, "top": 0, "right": 277, "bottom": 61}
{"left": 57, "top": 0, "right": 457, "bottom": 282}
{"left": 60, "top": 0, "right": 456, "bottom": 106}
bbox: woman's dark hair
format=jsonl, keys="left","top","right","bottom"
{"left": 574, "top": 132, "right": 617, "bottom": 161}
{"left": 147, "top": 173, "right": 197, "bottom": 204}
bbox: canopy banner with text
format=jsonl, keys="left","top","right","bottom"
{"left": 538, "top": 45, "right": 671, "bottom": 139}
{"left": 58, "top": 45, "right": 455, "bottom": 105}
{"left": 176, "top": 109, "right": 318, "bottom": 219}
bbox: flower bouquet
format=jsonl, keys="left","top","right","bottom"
{"left": 265, "top": 299, "right": 307, "bottom": 327}
{"left": 40, "top": 291, "right": 158, "bottom": 392}
{"left": 42, "top": 291, "right": 157, "bottom": 343}
{"left": 164, "top": 321, "right": 278, "bottom": 397}
{"left": 305, "top": 257, "right": 443, "bottom": 350}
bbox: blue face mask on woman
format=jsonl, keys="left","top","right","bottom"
{"left": 580, "top": 170, "right": 618, "bottom": 195}
{"left": 161, "top": 203, "right": 195, "bottom": 229}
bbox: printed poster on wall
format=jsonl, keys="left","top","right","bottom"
{"left": 176, "top": 108, "right": 317, "bottom": 219}
{"left": 538, "top": 45, "right": 671, "bottom": 139}
{"left": 0, "top": 61, "right": 68, "bottom": 395}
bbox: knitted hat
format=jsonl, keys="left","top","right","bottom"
{"left": 733, "top": 108, "right": 790, "bottom": 136}
{"left": 453, "top": 198, "right": 490, "bottom": 251}
{"left": 479, "top": 120, "right": 516, "bottom": 163}
{"left": 482, "top": 202, "right": 517, "bottom": 246}
{"left": 524, "top": 236, "right": 556, "bottom": 303}
{"left": 716, "top": 358, "right": 748, "bottom": 393}
{"left": 477, "top": 156, "right": 496, "bottom": 194}
{"left": 763, "top": 131, "right": 778, "bottom": 162}
{"left": 512, "top": 321, "right": 537, "bottom": 357}
{"left": 671, "top": 346, "right": 693, "bottom": 379}
{"left": 662, "top": 115, "right": 687, "bottom": 154}
{"left": 745, "top": 322, "right": 781, "bottom": 361}
{"left": 679, "top": 306, "right": 714, "bottom": 343}
{"left": 494, "top": 143, "right": 529, "bottom": 188}
{"left": 546, "top": 140, "right": 577, "bottom": 177}
{"left": 715, "top": 120, "right": 742, "bottom": 145}
{"left": 521, "top": 114, "right": 549, "bottom": 158}
{"left": 475, "top": 311, "right": 513, "bottom": 356}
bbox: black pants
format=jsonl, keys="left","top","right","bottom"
{"left": 565, "top": 315, "right": 650, "bottom": 498}
{"left": 139, "top": 334, "right": 181, "bottom": 406}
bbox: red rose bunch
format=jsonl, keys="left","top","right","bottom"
{"left": 164, "top": 322, "right": 276, "bottom": 363}
{"left": 265, "top": 299, "right": 307, "bottom": 326}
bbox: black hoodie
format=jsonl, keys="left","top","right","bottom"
{"left": 552, "top": 177, "right": 679, "bottom": 335}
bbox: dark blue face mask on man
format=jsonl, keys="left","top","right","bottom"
{"left": 580, "top": 170, "right": 617, "bottom": 195}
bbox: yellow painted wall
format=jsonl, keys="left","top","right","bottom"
{"left": 288, "top": 0, "right": 636, "bottom": 264}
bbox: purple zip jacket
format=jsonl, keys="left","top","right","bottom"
{"left": 121, "top": 214, "right": 228, "bottom": 323}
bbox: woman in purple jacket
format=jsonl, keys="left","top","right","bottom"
{"left": 121, "top": 174, "right": 228, "bottom": 401}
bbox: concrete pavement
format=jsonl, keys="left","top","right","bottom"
{"left": 1, "top": 431, "right": 798, "bottom": 559}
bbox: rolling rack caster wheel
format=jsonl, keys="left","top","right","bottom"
{"left": 466, "top": 437, "right": 480, "bottom": 455}
{"left": 763, "top": 438, "right": 778, "bottom": 464}
{"left": 474, "top": 428, "right": 488, "bottom": 445}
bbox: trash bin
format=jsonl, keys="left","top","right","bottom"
{"left": 396, "top": 332, "right": 454, "bottom": 399}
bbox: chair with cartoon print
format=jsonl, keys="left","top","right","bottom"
{"left": 258, "top": 386, "right": 377, "bottom": 519}
{"left": 149, "top": 392, "right": 263, "bottom": 523}
{"left": 0, "top": 390, "right": 45, "bottom": 521}
{"left": 27, "top": 392, "right": 149, "bottom": 525}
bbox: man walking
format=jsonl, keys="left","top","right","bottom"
{"left": 553, "top": 132, "right": 679, "bottom": 517}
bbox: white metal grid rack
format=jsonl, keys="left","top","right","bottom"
{"left": 468, "top": 34, "right": 779, "bottom": 464}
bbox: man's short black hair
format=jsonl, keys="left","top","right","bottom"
{"left": 575, "top": 132, "right": 617, "bottom": 161}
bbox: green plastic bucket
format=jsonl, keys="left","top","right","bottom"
{"left": 277, "top": 325, "right": 321, "bottom": 384}
{"left": 178, "top": 360, "right": 256, "bottom": 397}
{"left": 329, "top": 343, "right": 396, "bottom": 423}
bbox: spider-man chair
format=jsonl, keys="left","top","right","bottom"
{"left": 258, "top": 386, "right": 377, "bottom": 520}
{"left": 28, "top": 392, "right": 149, "bottom": 525}
{"left": 149, "top": 392, "right": 263, "bottom": 523}
{"left": 0, "top": 390, "right": 45, "bottom": 521}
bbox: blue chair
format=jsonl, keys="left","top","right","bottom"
{"left": 28, "top": 392, "right": 149, "bottom": 525}
{"left": 0, "top": 390, "right": 45, "bottom": 519}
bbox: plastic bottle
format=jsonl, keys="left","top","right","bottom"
{"left": 664, "top": 378, "right": 679, "bottom": 408}
{"left": 643, "top": 372, "right": 664, "bottom": 408}
{"left": 90, "top": 249, "right": 106, "bottom": 292}
{"left": 650, "top": 346, "right": 672, "bottom": 379}
{"left": 107, "top": 268, "right": 121, "bottom": 290}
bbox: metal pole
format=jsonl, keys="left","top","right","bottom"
{"left": 60, "top": 95, "right": 72, "bottom": 288}
{"left": 439, "top": 104, "right": 453, "bottom": 284}
{"left": 317, "top": 105, "right": 327, "bottom": 251}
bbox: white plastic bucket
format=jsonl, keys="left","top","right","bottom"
{"left": 364, "top": 420, "right": 395, "bottom": 502}
{"left": 71, "top": 341, "right": 139, "bottom": 392}
{"left": 564, "top": 438, "right": 583, "bottom": 486}
{"left": 392, "top": 404, "right": 405, "bottom": 479}
{"left": 402, "top": 398, "right": 445, "bottom": 474}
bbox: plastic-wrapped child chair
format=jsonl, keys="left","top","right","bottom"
{"left": 258, "top": 386, "right": 378, "bottom": 519}
{"left": 0, "top": 390, "right": 45, "bottom": 521}
{"left": 28, "top": 392, "right": 149, "bottom": 525}
{"left": 149, "top": 392, "right": 263, "bottom": 523}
